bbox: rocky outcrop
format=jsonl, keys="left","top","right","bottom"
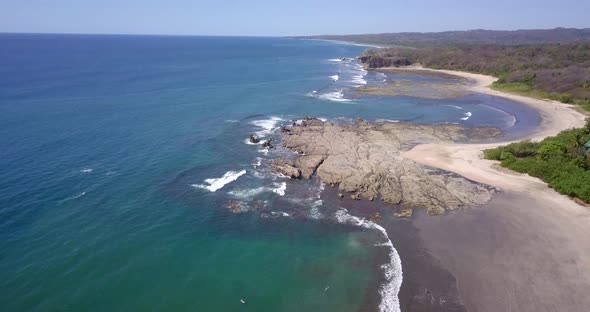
{"left": 249, "top": 135, "right": 260, "bottom": 144}
{"left": 358, "top": 55, "right": 412, "bottom": 69}
{"left": 274, "top": 118, "right": 499, "bottom": 215}
{"left": 271, "top": 159, "right": 301, "bottom": 179}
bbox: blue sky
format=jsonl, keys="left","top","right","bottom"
{"left": 1, "top": 0, "right": 588, "bottom": 36}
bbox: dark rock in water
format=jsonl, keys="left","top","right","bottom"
{"left": 280, "top": 126, "right": 291, "bottom": 133}
{"left": 249, "top": 134, "right": 260, "bottom": 144}
{"left": 355, "top": 117, "right": 369, "bottom": 127}
{"left": 262, "top": 138, "right": 274, "bottom": 149}
{"left": 351, "top": 193, "right": 361, "bottom": 200}
{"left": 227, "top": 200, "right": 246, "bottom": 214}
{"left": 271, "top": 158, "right": 301, "bottom": 179}
{"left": 369, "top": 212, "right": 383, "bottom": 223}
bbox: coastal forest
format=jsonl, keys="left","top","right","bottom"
{"left": 359, "top": 44, "right": 590, "bottom": 109}
{"left": 307, "top": 28, "right": 590, "bottom": 110}
{"left": 484, "top": 120, "right": 590, "bottom": 203}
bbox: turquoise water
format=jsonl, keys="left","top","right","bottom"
{"left": 0, "top": 34, "right": 537, "bottom": 311}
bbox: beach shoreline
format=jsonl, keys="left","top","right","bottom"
{"left": 397, "top": 66, "right": 587, "bottom": 192}
{"left": 391, "top": 66, "right": 590, "bottom": 311}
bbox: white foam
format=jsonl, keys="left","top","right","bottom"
{"left": 228, "top": 187, "right": 268, "bottom": 199}
{"left": 244, "top": 138, "right": 267, "bottom": 146}
{"left": 272, "top": 182, "right": 287, "bottom": 196}
{"left": 352, "top": 75, "right": 367, "bottom": 85}
{"left": 192, "top": 170, "right": 246, "bottom": 192}
{"left": 253, "top": 157, "right": 263, "bottom": 168}
{"left": 225, "top": 119, "right": 238, "bottom": 123}
{"left": 309, "top": 202, "right": 323, "bottom": 220}
{"left": 330, "top": 75, "right": 339, "bottom": 81}
{"left": 258, "top": 148, "right": 270, "bottom": 155}
{"left": 58, "top": 191, "right": 87, "bottom": 205}
{"left": 460, "top": 111, "right": 472, "bottom": 121}
{"left": 80, "top": 168, "right": 93, "bottom": 173}
{"left": 478, "top": 104, "right": 517, "bottom": 129}
{"left": 504, "top": 115, "right": 517, "bottom": 128}
{"left": 328, "top": 58, "right": 343, "bottom": 62}
{"left": 334, "top": 209, "right": 403, "bottom": 312}
{"left": 377, "top": 72, "right": 387, "bottom": 78}
{"left": 443, "top": 105, "right": 463, "bottom": 110}
{"left": 317, "top": 90, "right": 351, "bottom": 102}
{"left": 250, "top": 116, "right": 283, "bottom": 137}
{"left": 318, "top": 117, "right": 328, "bottom": 122}
{"left": 376, "top": 119, "right": 400, "bottom": 123}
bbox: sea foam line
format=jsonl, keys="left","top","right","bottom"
{"left": 334, "top": 209, "right": 403, "bottom": 312}
{"left": 478, "top": 104, "right": 518, "bottom": 128}
{"left": 192, "top": 170, "right": 246, "bottom": 192}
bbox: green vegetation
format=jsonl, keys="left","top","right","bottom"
{"left": 484, "top": 120, "right": 590, "bottom": 203}
{"left": 359, "top": 43, "right": 590, "bottom": 110}
{"left": 490, "top": 83, "right": 590, "bottom": 111}
{"left": 304, "top": 28, "right": 590, "bottom": 47}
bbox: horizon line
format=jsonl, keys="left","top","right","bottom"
{"left": 1, "top": 27, "right": 589, "bottom": 39}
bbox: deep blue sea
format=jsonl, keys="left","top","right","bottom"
{"left": 0, "top": 34, "right": 539, "bottom": 311}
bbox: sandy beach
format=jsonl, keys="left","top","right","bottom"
{"left": 396, "top": 67, "right": 590, "bottom": 311}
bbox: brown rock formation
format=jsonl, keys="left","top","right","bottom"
{"left": 273, "top": 119, "right": 500, "bottom": 215}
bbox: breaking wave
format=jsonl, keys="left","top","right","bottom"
{"left": 376, "top": 119, "right": 400, "bottom": 123}
{"left": 317, "top": 90, "right": 351, "bottom": 102}
{"left": 352, "top": 75, "right": 367, "bottom": 85}
{"left": 330, "top": 75, "right": 339, "bottom": 81}
{"left": 272, "top": 182, "right": 287, "bottom": 196}
{"left": 460, "top": 111, "right": 472, "bottom": 120}
{"left": 250, "top": 116, "right": 283, "bottom": 137}
{"left": 192, "top": 170, "right": 246, "bottom": 192}
{"left": 479, "top": 104, "right": 517, "bottom": 129}
{"left": 334, "top": 209, "right": 402, "bottom": 312}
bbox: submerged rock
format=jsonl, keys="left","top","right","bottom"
{"left": 227, "top": 200, "right": 247, "bottom": 214}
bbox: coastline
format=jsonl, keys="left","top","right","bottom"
{"left": 398, "top": 66, "right": 587, "bottom": 192}
{"left": 302, "top": 38, "right": 387, "bottom": 49}
{"left": 393, "top": 66, "right": 590, "bottom": 311}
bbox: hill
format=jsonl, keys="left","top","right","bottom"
{"left": 301, "top": 28, "right": 590, "bottom": 46}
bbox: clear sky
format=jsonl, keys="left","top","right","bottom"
{"left": 1, "top": 0, "right": 588, "bottom": 36}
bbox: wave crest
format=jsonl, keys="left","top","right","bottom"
{"left": 334, "top": 209, "right": 403, "bottom": 312}
{"left": 192, "top": 170, "right": 246, "bottom": 192}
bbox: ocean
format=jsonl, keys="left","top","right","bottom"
{"left": 0, "top": 34, "right": 539, "bottom": 311}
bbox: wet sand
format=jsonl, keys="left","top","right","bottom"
{"left": 323, "top": 187, "right": 468, "bottom": 311}
{"left": 395, "top": 67, "right": 590, "bottom": 311}
{"left": 415, "top": 191, "right": 590, "bottom": 312}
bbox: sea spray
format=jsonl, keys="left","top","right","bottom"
{"left": 250, "top": 117, "right": 284, "bottom": 137}
{"left": 334, "top": 209, "right": 403, "bottom": 312}
{"left": 272, "top": 182, "right": 287, "bottom": 196}
{"left": 192, "top": 170, "right": 246, "bottom": 192}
